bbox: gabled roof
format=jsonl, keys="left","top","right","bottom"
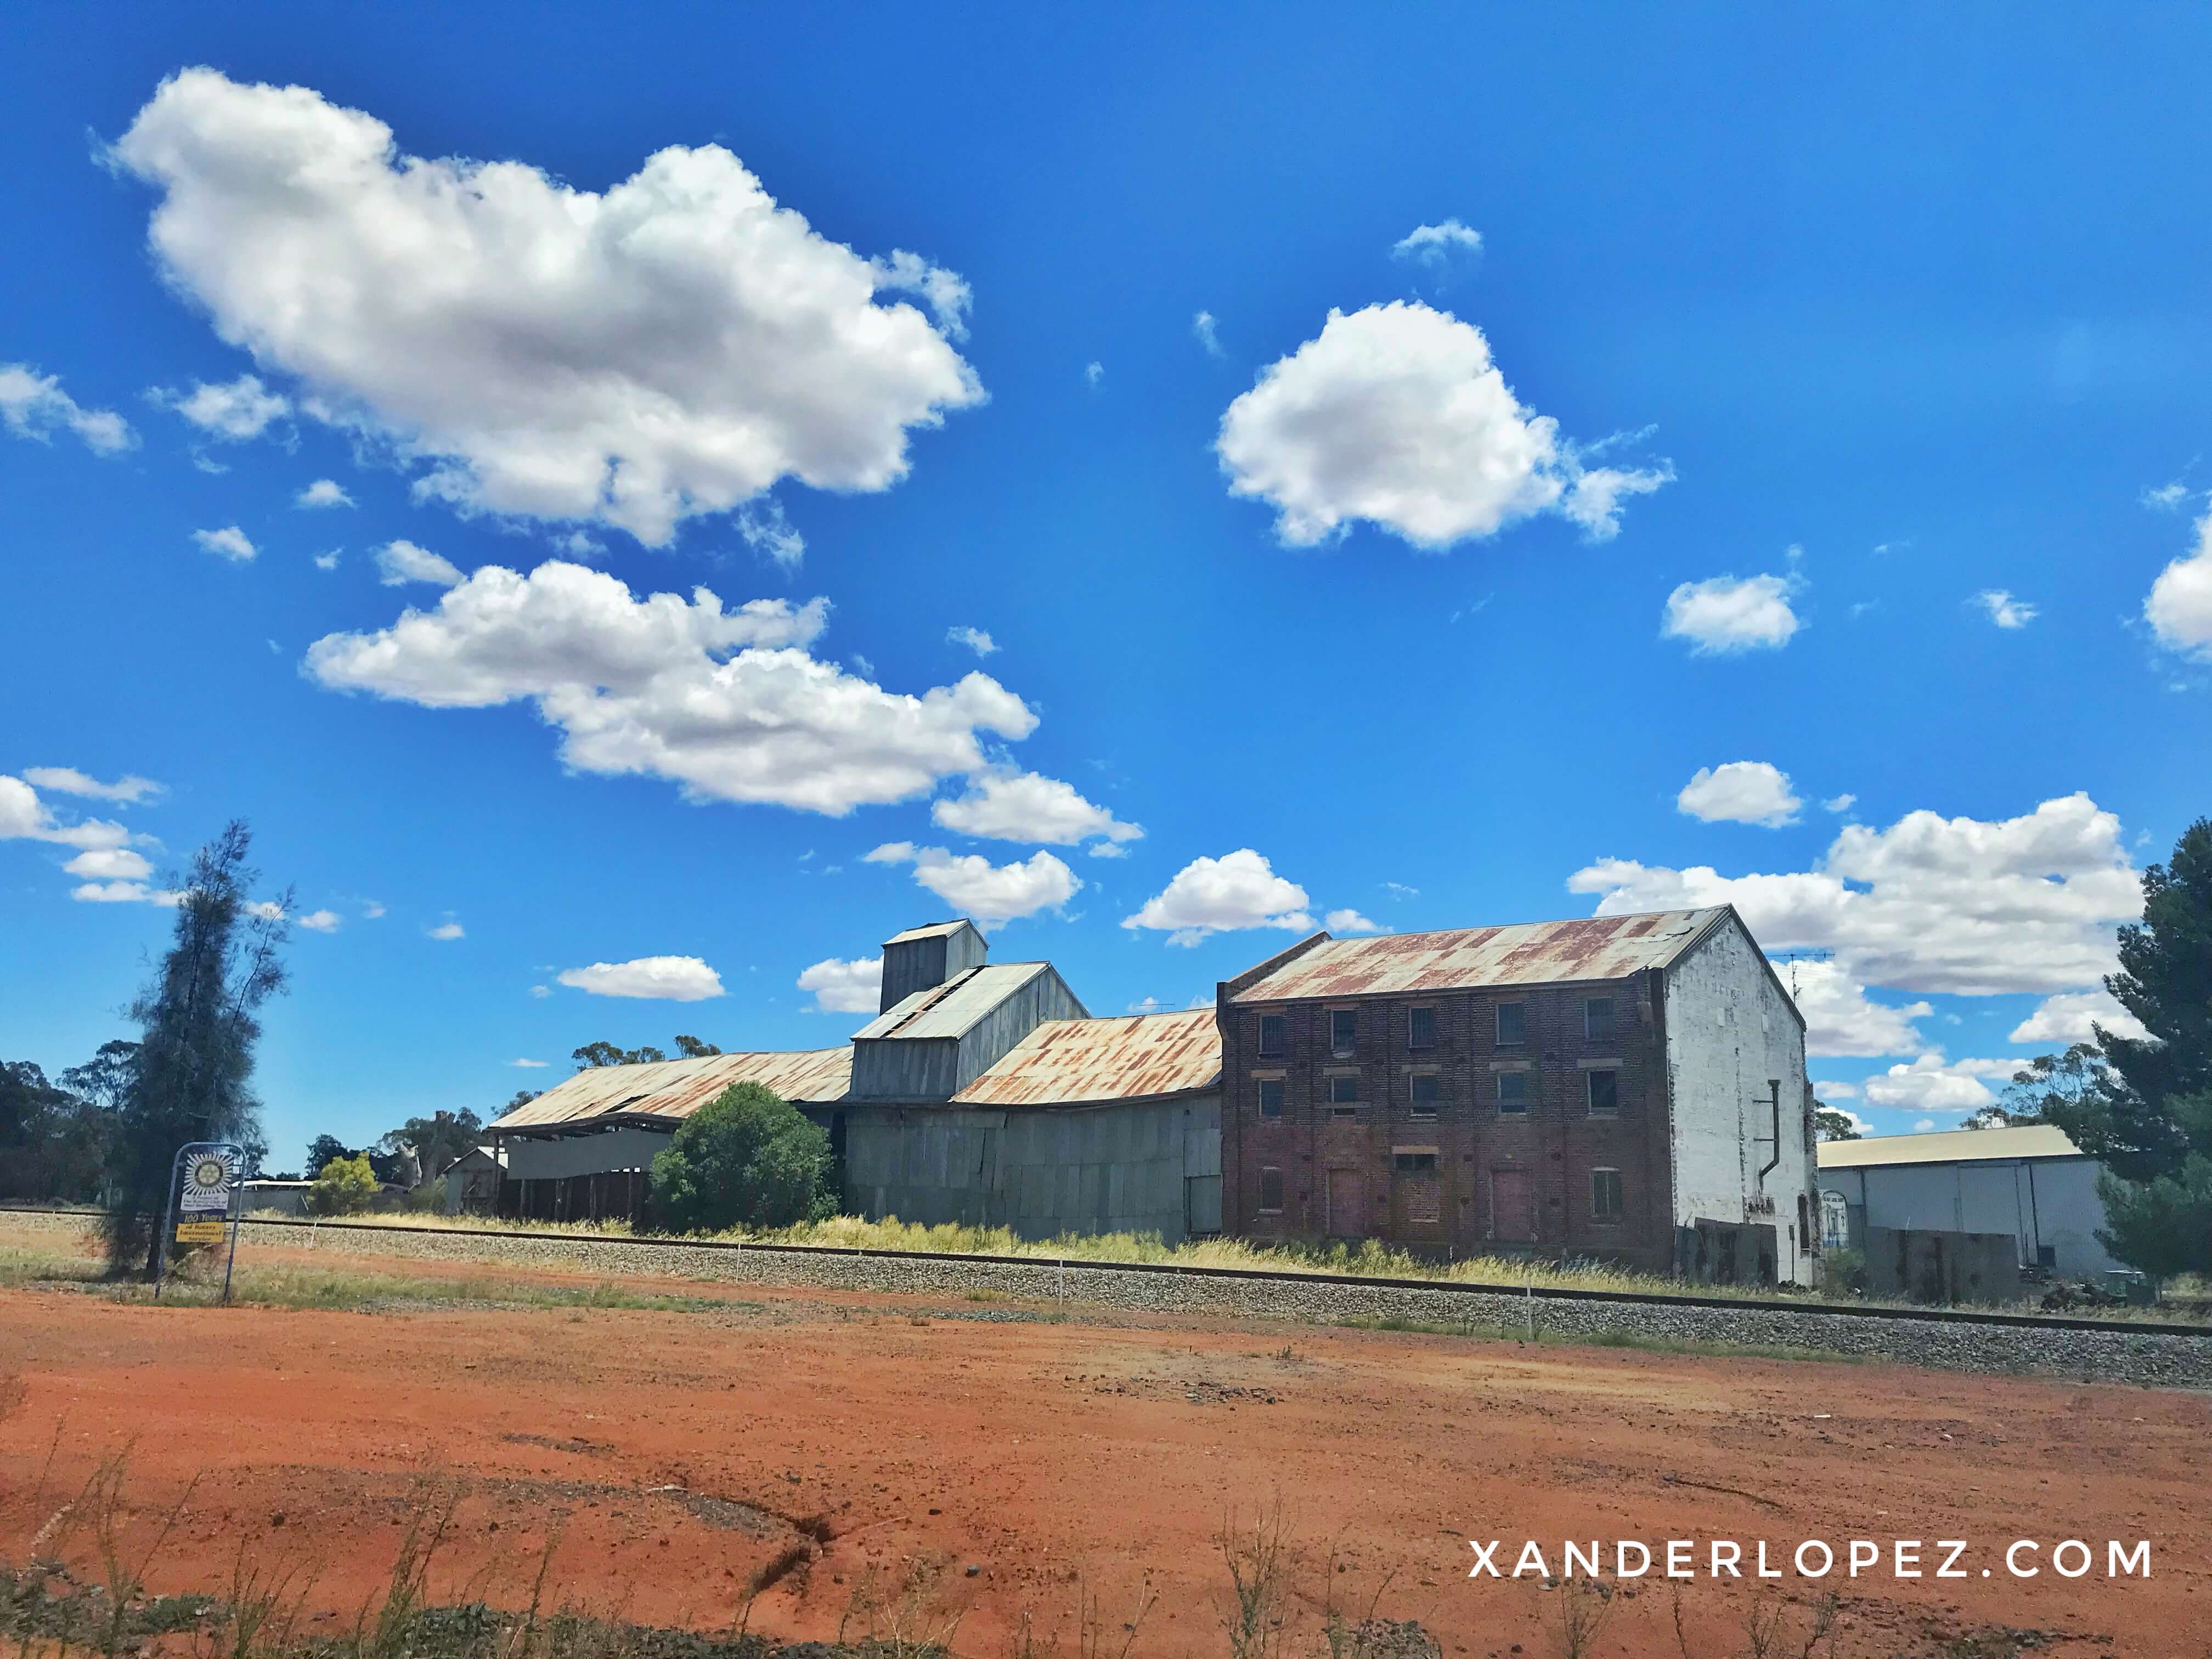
{"left": 1228, "top": 909, "right": 1730, "bottom": 1002}
{"left": 489, "top": 1048, "right": 853, "bottom": 1133}
{"left": 851, "top": 961, "right": 1056, "bottom": 1042}
{"left": 1818, "top": 1124, "right": 2086, "bottom": 1169}
{"left": 953, "top": 1009, "right": 1221, "bottom": 1107}
{"left": 883, "top": 919, "right": 980, "bottom": 945}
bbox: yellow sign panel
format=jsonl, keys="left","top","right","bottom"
{"left": 174, "top": 1220, "right": 228, "bottom": 1244}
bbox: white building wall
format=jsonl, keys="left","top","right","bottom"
{"left": 1818, "top": 1155, "right": 2122, "bottom": 1278}
{"left": 1662, "top": 916, "right": 1816, "bottom": 1285}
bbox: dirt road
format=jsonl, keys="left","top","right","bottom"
{"left": 2, "top": 1222, "right": 2204, "bottom": 1657}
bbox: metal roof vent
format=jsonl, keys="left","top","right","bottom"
{"left": 877, "top": 918, "right": 987, "bottom": 1014}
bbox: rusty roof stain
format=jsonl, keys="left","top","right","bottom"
{"left": 489, "top": 1048, "right": 853, "bottom": 1133}
{"left": 953, "top": 1009, "right": 1221, "bottom": 1107}
{"left": 1229, "top": 908, "right": 1731, "bottom": 1003}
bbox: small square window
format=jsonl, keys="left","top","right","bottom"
{"left": 1329, "top": 1074, "right": 1359, "bottom": 1114}
{"left": 1584, "top": 998, "right": 1616, "bottom": 1040}
{"left": 1495, "top": 1002, "right": 1526, "bottom": 1047}
{"left": 1393, "top": 1152, "right": 1438, "bottom": 1176}
{"left": 1259, "top": 1166, "right": 1285, "bottom": 1213}
{"left": 1408, "top": 1007, "right": 1437, "bottom": 1051}
{"left": 1409, "top": 1074, "right": 1441, "bottom": 1117}
{"left": 1257, "top": 1079, "right": 1284, "bottom": 1120}
{"left": 1496, "top": 1071, "right": 1530, "bottom": 1114}
{"left": 1587, "top": 1070, "right": 1620, "bottom": 1116}
{"left": 1591, "top": 1168, "right": 1623, "bottom": 1223}
{"left": 1257, "top": 1014, "right": 1286, "bottom": 1058}
{"left": 1330, "top": 1009, "right": 1358, "bottom": 1053}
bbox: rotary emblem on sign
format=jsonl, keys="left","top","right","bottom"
{"left": 180, "top": 1149, "right": 239, "bottom": 1212}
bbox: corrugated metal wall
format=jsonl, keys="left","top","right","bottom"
{"left": 845, "top": 1093, "right": 1221, "bottom": 1243}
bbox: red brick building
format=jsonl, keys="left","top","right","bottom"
{"left": 1216, "top": 907, "right": 1816, "bottom": 1285}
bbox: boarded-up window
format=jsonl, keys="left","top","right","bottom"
{"left": 1394, "top": 1153, "right": 1441, "bottom": 1224}
{"left": 1587, "top": 1070, "right": 1620, "bottom": 1116}
{"left": 1257, "top": 1014, "right": 1286, "bottom": 1057}
{"left": 1496, "top": 1071, "right": 1530, "bottom": 1114}
{"left": 1409, "top": 1074, "right": 1441, "bottom": 1116}
{"left": 1330, "top": 1009, "right": 1358, "bottom": 1053}
{"left": 1591, "top": 1168, "right": 1623, "bottom": 1223}
{"left": 1495, "top": 1002, "right": 1526, "bottom": 1047}
{"left": 1257, "top": 1079, "right": 1284, "bottom": 1119}
{"left": 1408, "top": 1006, "right": 1437, "bottom": 1050}
{"left": 1325, "top": 1166, "right": 1367, "bottom": 1236}
{"left": 1258, "top": 1166, "right": 1285, "bottom": 1212}
{"left": 1491, "top": 1169, "right": 1535, "bottom": 1242}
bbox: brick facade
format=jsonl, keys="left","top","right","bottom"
{"left": 1218, "top": 969, "right": 1679, "bottom": 1270}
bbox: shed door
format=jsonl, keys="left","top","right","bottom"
{"left": 1324, "top": 1166, "right": 1367, "bottom": 1238}
{"left": 1491, "top": 1169, "right": 1536, "bottom": 1244}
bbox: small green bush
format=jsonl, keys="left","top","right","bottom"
{"left": 649, "top": 1082, "right": 832, "bottom": 1233}
{"left": 304, "top": 1153, "right": 379, "bottom": 1217}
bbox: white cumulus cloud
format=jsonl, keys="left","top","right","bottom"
{"left": 1862, "top": 1054, "right": 2025, "bottom": 1115}
{"left": 1677, "top": 761, "right": 1802, "bottom": 828}
{"left": 193, "top": 525, "right": 256, "bottom": 563}
{"left": 1390, "top": 219, "right": 1483, "bottom": 266}
{"left": 1973, "top": 589, "right": 2038, "bottom": 629}
{"left": 1662, "top": 573, "right": 1800, "bottom": 654}
{"left": 0, "top": 363, "right": 136, "bottom": 454}
{"left": 22, "top": 767, "right": 163, "bottom": 804}
{"left": 946, "top": 625, "right": 997, "bottom": 657}
{"left": 1123, "top": 849, "right": 1314, "bottom": 947}
{"left": 736, "top": 499, "right": 805, "bottom": 571}
{"left": 865, "top": 842, "right": 1081, "bottom": 927}
{"left": 1776, "top": 960, "right": 1932, "bottom": 1058}
{"left": 62, "top": 848, "right": 154, "bottom": 882}
{"left": 1216, "top": 302, "right": 1667, "bottom": 551}
{"left": 2145, "top": 511, "right": 2212, "bottom": 662}
{"left": 1324, "top": 908, "right": 1389, "bottom": 935}
{"left": 306, "top": 560, "right": 1040, "bottom": 815}
{"left": 2007, "top": 988, "right": 2149, "bottom": 1047}
{"left": 509, "top": 1057, "right": 549, "bottom": 1068}
{"left": 154, "top": 373, "right": 289, "bottom": 440}
{"left": 930, "top": 768, "right": 1141, "bottom": 848}
{"left": 1193, "top": 310, "right": 1223, "bottom": 357}
{"left": 556, "top": 956, "right": 725, "bottom": 1000}
{"left": 797, "top": 955, "right": 883, "bottom": 1014}
{"left": 0, "top": 774, "right": 132, "bottom": 852}
{"left": 374, "top": 539, "right": 464, "bottom": 588}
{"left": 296, "top": 478, "right": 353, "bottom": 509}
{"left": 427, "top": 921, "right": 465, "bottom": 940}
{"left": 112, "top": 68, "right": 984, "bottom": 548}
{"left": 1822, "top": 793, "right": 1857, "bottom": 814}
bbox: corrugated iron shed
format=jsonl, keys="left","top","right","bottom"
{"left": 1229, "top": 908, "right": 1729, "bottom": 1002}
{"left": 852, "top": 962, "right": 1054, "bottom": 1042}
{"left": 884, "top": 919, "right": 976, "bottom": 944}
{"left": 1818, "top": 1124, "right": 2085, "bottom": 1169}
{"left": 489, "top": 1048, "right": 853, "bottom": 1133}
{"left": 952, "top": 1009, "right": 1221, "bottom": 1108}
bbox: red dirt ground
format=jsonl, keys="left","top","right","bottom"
{"left": 3, "top": 1220, "right": 2207, "bottom": 1658}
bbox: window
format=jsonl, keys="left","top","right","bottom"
{"left": 1409, "top": 1074, "right": 1441, "bottom": 1117}
{"left": 1257, "top": 1079, "right": 1284, "bottom": 1120}
{"left": 1408, "top": 1006, "right": 1436, "bottom": 1051}
{"left": 1495, "top": 1001, "right": 1526, "bottom": 1047}
{"left": 1393, "top": 1152, "right": 1438, "bottom": 1176}
{"left": 1257, "top": 1014, "right": 1286, "bottom": 1058}
{"left": 1496, "top": 1071, "right": 1530, "bottom": 1114}
{"left": 1259, "top": 1166, "right": 1285, "bottom": 1213}
{"left": 1587, "top": 1070, "right": 1619, "bottom": 1116}
{"left": 1330, "top": 1009, "right": 1358, "bottom": 1054}
{"left": 1584, "top": 997, "right": 1616, "bottom": 1040}
{"left": 1329, "top": 1074, "right": 1359, "bottom": 1114}
{"left": 1590, "top": 1168, "right": 1623, "bottom": 1223}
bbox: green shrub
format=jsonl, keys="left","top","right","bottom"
{"left": 648, "top": 1082, "right": 832, "bottom": 1233}
{"left": 305, "top": 1153, "right": 379, "bottom": 1216}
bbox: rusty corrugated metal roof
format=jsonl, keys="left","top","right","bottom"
{"left": 952, "top": 1009, "right": 1221, "bottom": 1107}
{"left": 851, "top": 962, "right": 1052, "bottom": 1042}
{"left": 1229, "top": 908, "right": 1730, "bottom": 1002}
{"left": 489, "top": 1048, "right": 853, "bottom": 1133}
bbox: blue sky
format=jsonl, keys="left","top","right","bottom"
{"left": 4, "top": 4, "right": 2208, "bottom": 1170}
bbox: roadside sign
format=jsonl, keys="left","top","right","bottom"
{"left": 174, "top": 1219, "right": 227, "bottom": 1244}
{"left": 155, "top": 1141, "right": 245, "bottom": 1302}
{"left": 181, "top": 1153, "right": 233, "bottom": 1211}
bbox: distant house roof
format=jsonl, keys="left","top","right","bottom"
{"left": 1229, "top": 909, "right": 1733, "bottom": 1003}
{"left": 1818, "top": 1124, "right": 2087, "bottom": 1170}
{"left": 883, "top": 919, "right": 979, "bottom": 945}
{"left": 953, "top": 1009, "right": 1221, "bottom": 1108}
{"left": 852, "top": 962, "right": 1057, "bottom": 1042}
{"left": 489, "top": 1048, "right": 853, "bottom": 1134}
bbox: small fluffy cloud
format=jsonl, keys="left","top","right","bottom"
{"left": 1973, "top": 589, "right": 2038, "bottom": 629}
{"left": 0, "top": 775, "right": 131, "bottom": 852}
{"left": 72, "top": 881, "right": 172, "bottom": 904}
{"left": 193, "top": 525, "right": 256, "bottom": 563}
{"left": 155, "top": 373, "right": 289, "bottom": 440}
{"left": 63, "top": 848, "right": 154, "bottom": 882}
{"left": 556, "top": 955, "right": 725, "bottom": 1001}
{"left": 306, "top": 561, "right": 1039, "bottom": 815}
{"left": 1778, "top": 960, "right": 1931, "bottom": 1058}
{"left": 509, "top": 1057, "right": 549, "bottom": 1068}
{"left": 297, "top": 909, "right": 341, "bottom": 932}
{"left": 1324, "top": 908, "right": 1389, "bottom": 935}
{"left": 427, "top": 921, "right": 465, "bottom": 940}
{"left": 736, "top": 499, "right": 805, "bottom": 571}
{"left": 946, "top": 625, "right": 997, "bottom": 657}
{"left": 374, "top": 539, "right": 464, "bottom": 587}
{"left": 2142, "top": 481, "right": 2190, "bottom": 511}
{"left": 1677, "top": 761, "right": 1802, "bottom": 828}
{"left": 1390, "top": 219, "right": 1482, "bottom": 267}
{"left": 1861, "top": 1054, "right": 2025, "bottom": 1114}
{"left": 22, "top": 767, "right": 163, "bottom": 804}
{"left": 866, "top": 842, "right": 1081, "bottom": 926}
{"left": 1123, "top": 849, "right": 1314, "bottom": 947}
{"left": 1192, "top": 311, "right": 1222, "bottom": 357}
{"left": 2008, "top": 988, "right": 2150, "bottom": 1046}
{"left": 1217, "top": 303, "right": 1667, "bottom": 550}
{"left": 0, "top": 363, "right": 136, "bottom": 454}
{"left": 1662, "top": 573, "right": 1800, "bottom": 654}
{"left": 930, "top": 768, "right": 1141, "bottom": 848}
{"left": 2145, "top": 512, "right": 2212, "bottom": 662}
{"left": 797, "top": 955, "right": 883, "bottom": 1014}
{"left": 1822, "top": 793, "right": 1857, "bottom": 814}
{"left": 112, "top": 69, "right": 983, "bottom": 548}
{"left": 1084, "top": 361, "right": 1104, "bottom": 390}
{"left": 1569, "top": 793, "right": 2141, "bottom": 997}
{"left": 296, "top": 478, "right": 353, "bottom": 509}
